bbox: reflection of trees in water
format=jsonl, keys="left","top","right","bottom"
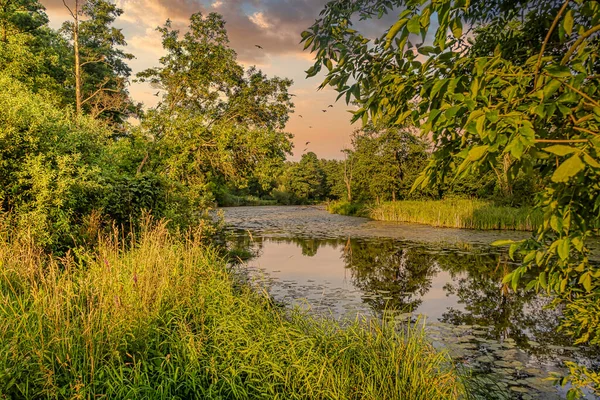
{"left": 438, "top": 256, "right": 599, "bottom": 360}
{"left": 230, "top": 233, "right": 598, "bottom": 360}
{"left": 342, "top": 239, "right": 438, "bottom": 314}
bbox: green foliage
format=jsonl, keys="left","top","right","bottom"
{"left": 304, "top": 0, "right": 600, "bottom": 394}
{"left": 136, "top": 12, "right": 293, "bottom": 204}
{"left": 0, "top": 219, "right": 464, "bottom": 399}
{"left": 279, "top": 152, "right": 327, "bottom": 203}
{"left": 326, "top": 200, "right": 367, "bottom": 216}
{"left": 0, "top": 1, "right": 71, "bottom": 103}
{"left": 0, "top": 73, "right": 109, "bottom": 247}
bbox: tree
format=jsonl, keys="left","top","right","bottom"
{"left": 136, "top": 12, "right": 293, "bottom": 205}
{"left": 304, "top": 0, "right": 600, "bottom": 394}
{"left": 281, "top": 152, "right": 327, "bottom": 202}
{"left": 61, "top": 0, "right": 134, "bottom": 122}
{"left": 0, "top": 0, "right": 71, "bottom": 102}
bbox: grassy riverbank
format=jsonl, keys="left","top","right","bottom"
{"left": 0, "top": 218, "right": 463, "bottom": 399}
{"left": 329, "top": 199, "right": 542, "bottom": 231}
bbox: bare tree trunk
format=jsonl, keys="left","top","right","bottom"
{"left": 344, "top": 156, "right": 352, "bottom": 202}
{"left": 74, "top": 0, "right": 82, "bottom": 116}
{"left": 63, "top": 0, "right": 82, "bottom": 117}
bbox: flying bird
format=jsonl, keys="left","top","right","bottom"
{"left": 328, "top": 104, "right": 333, "bottom": 107}
{"left": 322, "top": 109, "right": 327, "bottom": 112}
{"left": 309, "top": 126, "right": 313, "bottom": 128}
{"left": 305, "top": 141, "right": 310, "bottom": 145}
{"left": 255, "top": 44, "right": 263, "bottom": 49}
{"left": 298, "top": 115, "right": 303, "bottom": 118}
{"left": 290, "top": 94, "right": 297, "bottom": 97}
{"left": 303, "top": 148, "right": 308, "bottom": 152}
{"left": 154, "top": 91, "right": 160, "bottom": 96}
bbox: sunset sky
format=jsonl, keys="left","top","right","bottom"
{"left": 40, "top": 0, "right": 371, "bottom": 160}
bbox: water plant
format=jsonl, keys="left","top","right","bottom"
{"left": 368, "top": 199, "right": 543, "bottom": 231}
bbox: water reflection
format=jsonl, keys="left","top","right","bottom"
{"left": 228, "top": 233, "right": 599, "bottom": 399}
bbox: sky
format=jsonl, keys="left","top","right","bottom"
{"left": 39, "top": 0, "right": 372, "bottom": 160}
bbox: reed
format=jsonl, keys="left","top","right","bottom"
{"left": 368, "top": 199, "right": 542, "bottom": 231}
{"left": 0, "top": 216, "right": 463, "bottom": 399}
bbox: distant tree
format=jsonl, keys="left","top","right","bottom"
{"left": 344, "top": 126, "right": 429, "bottom": 203}
{"left": 282, "top": 152, "right": 327, "bottom": 202}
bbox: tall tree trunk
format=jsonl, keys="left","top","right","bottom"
{"left": 344, "top": 157, "right": 352, "bottom": 202}
{"left": 64, "top": 0, "right": 82, "bottom": 117}
{"left": 74, "top": 0, "right": 82, "bottom": 116}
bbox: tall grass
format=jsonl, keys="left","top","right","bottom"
{"left": 0, "top": 216, "right": 463, "bottom": 399}
{"left": 326, "top": 200, "right": 366, "bottom": 216}
{"left": 369, "top": 199, "right": 542, "bottom": 231}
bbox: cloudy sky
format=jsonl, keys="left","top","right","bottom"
{"left": 40, "top": 0, "right": 368, "bottom": 160}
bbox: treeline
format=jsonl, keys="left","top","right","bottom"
{"left": 0, "top": 1, "right": 294, "bottom": 250}
{"left": 228, "top": 125, "right": 539, "bottom": 207}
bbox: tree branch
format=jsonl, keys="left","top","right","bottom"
{"left": 534, "top": 0, "right": 570, "bottom": 87}
{"left": 535, "top": 139, "right": 589, "bottom": 143}
{"left": 62, "top": 0, "right": 76, "bottom": 19}
{"left": 561, "top": 24, "right": 600, "bottom": 66}
{"left": 81, "top": 79, "right": 120, "bottom": 106}
{"left": 572, "top": 127, "right": 599, "bottom": 137}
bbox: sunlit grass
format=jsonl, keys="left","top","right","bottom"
{"left": 0, "top": 216, "right": 463, "bottom": 399}
{"left": 369, "top": 199, "right": 542, "bottom": 231}
{"left": 326, "top": 200, "right": 367, "bottom": 216}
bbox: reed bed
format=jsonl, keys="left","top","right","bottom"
{"left": 0, "top": 217, "right": 463, "bottom": 399}
{"left": 369, "top": 199, "right": 542, "bottom": 231}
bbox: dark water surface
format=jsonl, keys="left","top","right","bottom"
{"left": 222, "top": 206, "right": 599, "bottom": 400}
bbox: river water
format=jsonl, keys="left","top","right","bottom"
{"left": 222, "top": 205, "right": 599, "bottom": 400}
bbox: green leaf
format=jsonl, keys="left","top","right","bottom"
{"left": 563, "top": 10, "right": 574, "bottom": 36}
{"left": 543, "top": 145, "right": 579, "bottom": 156}
{"left": 545, "top": 65, "right": 572, "bottom": 78}
{"left": 486, "top": 110, "right": 499, "bottom": 123}
{"left": 467, "top": 145, "right": 488, "bottom": 161}
{"left": 491, "top": 239, "right": 515, "bottom": 246}
{"left": 511, "top": 268, "right": 521, "bottom": 291}
{"left": 542, "top": 79, "right": 562, "bottom": 99}
{"left": 450, "top": 18, "right": 462, "bottom": 38}
{"left": 551, "top": 155, "right": 585, "bottom": 182}
{"left": 509, "top": 243, "right": 519, "bottom": 260}
{"left": 579, "top": 272, "right": 592, "bottom": 292}
{"left": 539, "top": 271, "right": 547, "bottom": 289}
{"left": 385, "top": 18, "right": 406, "bottom": 49}
{"left": 583, "top": 153, "right": 600, "bottom": 168}
{"left": 557, "top": 238, "right": 570, "bottom": 260}
{"left": 407, "top": 16, "right": 421, "bottom": 35}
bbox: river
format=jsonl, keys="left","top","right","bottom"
{"left": 222, "top": 205, "right": 599, "bottom": 400}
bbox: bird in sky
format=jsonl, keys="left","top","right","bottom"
{"left": 322, "top": 109, "right": 327, "bottom": 112}
{"left": 154, "top": 91, "right": 160, "bottom": 96}
{"left": 298, "top": 115, "right": 303, "bottom": 118}
{"left": 303, "top": 148, "right": 308, "bottom": 152}
{"left": 255, "top": 44, "right": 263, "bottom": 49}
{"left": 309, "top": 126, "right": 313, "bottom": 128}
{"left": 290, "top": 94, "right": 297, "bottom": 97}
{"left": 305, "top": 141, "right": 310, "bottom": 145}
{"left": 328, "top": 104, "right": 333, "bottom": 107}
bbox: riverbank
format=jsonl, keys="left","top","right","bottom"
{"left": 0, "top": 218, "right": 463, "bottom": 399}
{"left": 328, "top": 199, "right": 542, "bottom": 231}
